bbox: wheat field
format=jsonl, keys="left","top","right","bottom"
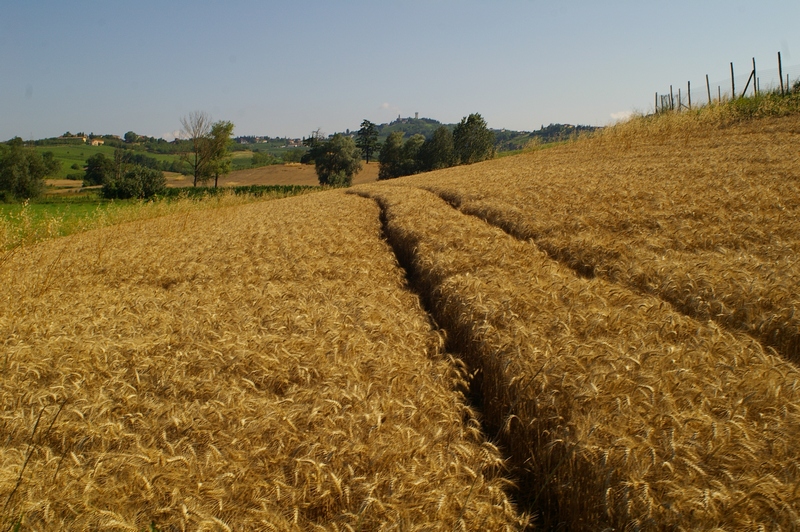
{"left": 2, "top": 111, "right": 800, "bottom": 530}
{"left": 0, "top": 194, "right": 523, "bottom": 530}
{"left": 409, "top": 115, "right": 800, "bottom": 363}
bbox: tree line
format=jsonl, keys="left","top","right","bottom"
{"left": 2, "top": 111, "right": 497, "bottom": 199}
{"left": 1, "top": 112, "right": 236, "bottom": 201}
{"left": 82, "top": 150, "right": 167, "bottom": 200}
{"left": 298, "top": 113, "right": 496, "bottom": 187}
{"left": 87, "top": 112, "right": 235, "bottom": 198}
{"left": 374, "top": 113, "right": 495, "bottom": 180}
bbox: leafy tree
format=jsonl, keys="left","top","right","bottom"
{"left": 0, "top": 137, "right": 51, "bottom": 199}
{"left": 252, "top": 151, "right": 278, "bottom": 168}
{"left": 420, "top": 126, "right": 455, "bottom": 171}
{"left": 101, "top": 165, "right": 166, "bottom": 199}
{"left": 84, "top": 153, "right": 116, "bottom": 185}
{"left": 41, "top": 151, "right": 61, "bottom": 176}
{"left": 179, "top": 112, "right": 234, "bottom": 187}
{"left": 301, "top": 129, "right": 326, "bottom": 165}
{"left": 355, "top": 119, "right": 380, "bottom": 164}
{"left": 453, "top": 113, "right": 495, "bottom": 165}
{"left": 124, "top": 131, "right": 140, "bottom": 143}
{"left": 400, "top": 134, "right": 425, "bottom": 176}
{"left": 378, "top": 131, "right": 405, "bottom": 180}
{"left": 314, "top": 134, "right": 362, "bottom": 187}
{"left": 207, "top": 120, "right": 234, "bottom": 188}
{"left": 378, "top": 132, "right": 433, "bottom": 179}
{"left": 282, "top": 148, "right": 304, "bottom": 164}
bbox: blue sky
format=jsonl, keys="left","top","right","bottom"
{"left": 2, "top": 1, "right": 799, "bottom": 141}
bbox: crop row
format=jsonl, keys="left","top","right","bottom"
{"left": 405, "top": 116, "right": 800, "bottom": 364}
{"left": 355, "top": 183, "right": 800, "bottom": 530}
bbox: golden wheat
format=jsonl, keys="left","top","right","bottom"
{"left": 4, "top": 110, "right": 799, "bottom": 531}
{"left": 0, "top": 192, "right": 525, "bottom": 530}
{"left": 403, "top": 114, "right": 800, "bottom": 364}
{"left": 353, "top": 183, "right": 800, "bottom": 530}
{"left": 0, "top": 189, "right": 304, "bottom": 251}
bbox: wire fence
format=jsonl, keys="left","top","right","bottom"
{"left": 655, "top": 53, "right": 800, "bottom": 112}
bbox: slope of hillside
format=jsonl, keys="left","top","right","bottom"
{"left": 2, "top": 111, "right": 800, "bottom": 530}
{"left": 404, "top": 115, "right": 800, "bottom": 363}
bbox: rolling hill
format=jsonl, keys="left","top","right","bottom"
{"left": 2, "top": 108, "right": 800, "bottom": 530}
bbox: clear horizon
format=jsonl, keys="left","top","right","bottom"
{"left": 2, "top": 1, "right": 799, "bottom": 141}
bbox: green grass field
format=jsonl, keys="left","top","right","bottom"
{"left": 33, "top": 145, "right": 115, "bottom": 178}
{"left": 34, "top": 144, "right": 185, "bottom": 179}
{"left": 0, "top": 185, "right": 320, "bottom": 250}
{"left": 0, "top": 195, "right": 110, "bottom": 246}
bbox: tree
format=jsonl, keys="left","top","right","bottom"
{"left": 252, "top": 151, "right": 278, "bottom": 168}
{"left": 378, "top": 131, "right": 405, "bottom": 180}
{"left": 124, "top": 131, "right": 140, "bottom": 143}
{"left": 180, "top": 111, "right": 212, "bottom": 186}
{"left": 101, "top": 165, "right": 166, "bottom": 199}
{"left": 355, "top": 120, "right": 380, "bottom": 164}
{"left": 179, "top": 112, "right": 234, "bottom": 187}
{"left": 282, "top": 148, "right": 304, "bottom": 164}
{"left": 0, "top": 137, "right": 50, "bottom": 200}
{"left": 314, "top": 134, "right": 362, "bottom": 187}
{"left": 419, "top": 126, "right": 455, "bottom": 171}
{"left": 207, "top": 120, "right": 234, "bottom": 188}
{"left": 84, "top": 153, "right": 116, "bottom": 185}
{"left": 301, "top": 129, "right": 326, "bottom": 165}
{"left": 400, "top": 134, "right": 425, "bottom": 176}
{"left": 41, "top": 151, "right": 61, "bottom": 176}
{"left": 453, "top": 113, "right": 495, "bottom": 165}
{"left": 378, "top": 132, "right": 432, "bottom": 179}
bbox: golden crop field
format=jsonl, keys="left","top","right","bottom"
{"left": 408, "top": 114, "right": 800, "bottom": 364}
{"left": 2, "top": 110, "right": 800, "bottom": 530}
{"left": 0, "top": 195, "right": 522, "bottom": 530}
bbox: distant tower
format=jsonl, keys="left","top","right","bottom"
{"left": 415, "top": 112, "right": 419, "bottom": 120}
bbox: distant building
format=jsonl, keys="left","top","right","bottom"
{"left": 58, "top": 135, "right": 88, "bottom": 144}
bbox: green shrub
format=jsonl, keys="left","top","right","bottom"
{"left": 102, "top": 166, "right": 166, "bottom": 199}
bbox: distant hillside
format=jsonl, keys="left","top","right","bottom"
{"left": 374, "top": 116, "right": 445, "bottom": 140}
{"left": 494, "top": 123, "right": 599, "bottom": 151}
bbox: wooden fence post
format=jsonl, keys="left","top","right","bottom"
{"left": 779, "top": 51, "right": 785, "bottom": 95}
{"left": 753, "top": 57, "right": 757, "bottom": 96}
{"left": 742, "top": 70, "right": 754, "bottom": 98}
{"left": 731, "top": 62, "right": 735, "bottom": 99}
{"left": 688, "top": 81, "right": 692, "bottom": 109}
{"left": 670, "top": 85, "right": 674, "bottom": 110}
{"left": 706, "top": 75, "right": 712, "bottom": 105}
